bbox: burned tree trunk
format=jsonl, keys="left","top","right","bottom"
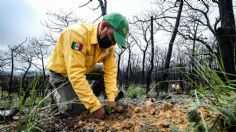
{"left": 216, "top": 0, "right": 236, "bottom": 80}
{"left": 125, "top": 45, "right": 132, "bottom": 90}
{"left": 8, "top": 39, "right": 27, "bottom": 96}
{"left": 161, "top": 0, "right": 183, "bottom": 91}
{"left": 9, "top": 51, "right": 14, "bottom": 95}
{"left": 21, "top": 59, "right": 32, "bottom": 105}
{"left": 146, "top": 16, "right": 154, "bottom": 93}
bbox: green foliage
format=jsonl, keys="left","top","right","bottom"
{"left": 18, "top": 76, "right": 46, "bottom": 131}
{"left": 126, "top": 84, "right": 145, "bottom": 98}
{"left": 0, "top": 75, "right": 54, "bottom": 131}
{"left": 188, "top": 109, "right": 201, "bottom": 123}
{"left": 188, "top": 55, "right": 236, "bottom": 131}
{"left": 170, "top": 125, "right": 182, "bottom": 132}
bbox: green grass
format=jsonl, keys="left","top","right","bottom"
{"left": 125, "top": 84, "right": 146, "bottom": 98}
{"left": 0, "top": 76, "right": 56, "bottom": 131}
{"left": 186, "top": 55, "right": 236, "bottom": 131}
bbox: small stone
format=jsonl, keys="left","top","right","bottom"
{"left": 78, "top": 121, "right": 85, "bottom": 127}
{"left": 100, "top": 121, "right": 105, "bottom": 126}
{"left": 118, "top": 115, "right": 125, "bottom": 120}
{"left": 159, "top": 122, "right": 170, "bottom": 128}
{"left": 163, "top": 122, "right": 170, "bottom": 128}
{"left": 151, "top": 98, "right": 156, "bottom": 102}
{"left": 117, "top": 105, "right": 124, "bottom": 113}
{"left": 123, "top": 122, "right": 133, "bottom": 129}
{"left": 162, "top": 102, "right": 173, "bottom": 111}
{"left": 134, "top": 107, "right": 142, "bottom": 113}
{"left": 139, "top": 120, "right": 146, "bottom": 126}
{"left": 145, "top": 100, "right": 153, "bottom": 110}
{"left": 141, "top": 114, "right": 146, "bottom": 118}
{"left": 149, "top": 108, "right": 155, "bottom": 115}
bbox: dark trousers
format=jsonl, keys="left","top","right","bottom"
{"left": 49, "top": 64, "right": 105, "bottom": 116}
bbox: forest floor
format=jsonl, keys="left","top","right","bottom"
{"left": 0, "top": 93, "right": 217, "bottom": 132}
{"left": 45, "top": 94, "right": 191, "bottom": 132}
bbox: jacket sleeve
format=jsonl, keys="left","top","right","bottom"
{"left": 62, "top": 29, "right": 102, "bottom": 113}
{"left": 103, "top": 46, "right": 118, "bottom": 102}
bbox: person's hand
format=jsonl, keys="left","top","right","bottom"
{"left": 92, "top": 106, "right": 105, "bottom": 119}
{"left": 108, "top": 101, "right": 117, "bottom": 110}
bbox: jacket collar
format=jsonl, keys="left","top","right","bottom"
{"left": 90, "top": 23, "right": 99, "bottom": 45}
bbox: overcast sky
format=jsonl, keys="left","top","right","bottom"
{"left": 0, "top": 0, "right": 154, "bottom": 49}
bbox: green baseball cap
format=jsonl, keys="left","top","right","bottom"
{"left": 104, "top": 12, "right": 129, "bottom": 48}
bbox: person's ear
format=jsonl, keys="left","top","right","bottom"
{"left": 101, "top": 21, "right": 109, "bottom": 31}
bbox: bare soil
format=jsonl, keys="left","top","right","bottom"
{"left": 44, "top": 94, "right": 192, "bottom": 132}
{"left": 1, "top": 94, "right": 201, "bottom": 132}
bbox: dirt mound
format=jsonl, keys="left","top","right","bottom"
{"left": 45, "top": 99, "right": 189, "bottom": 132}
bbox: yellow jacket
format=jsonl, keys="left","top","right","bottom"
{"left": 46, "top": 23, "right": 118, "bottom": 112}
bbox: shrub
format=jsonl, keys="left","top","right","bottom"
{"left": 126, "top": 84, "right": 145, "bottom": 98}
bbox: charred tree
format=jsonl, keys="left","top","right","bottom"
{"left": 79, "top": 0, "right": 107, "bottom": 22}
{"left": 125, "top": 43, "right": 132, "bottom": 90}
{"left": 216, "top": 0, "right": 236, "bottom": 80}
{"left": 8, "top": 39, "right": 27, "bottom": 96}
{"left": 146, "top": 16, "right": 154, "bottom": 93}
{"left": 161, "top": 0, "right": 183, "bottom": 91}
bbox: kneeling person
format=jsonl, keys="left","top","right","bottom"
{"left": 46, "top": 12, "right": 129, "bottom": 119}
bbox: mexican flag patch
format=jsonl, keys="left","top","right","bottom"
{"left": 71, "top": 42, "right": 83, "bottom": 51}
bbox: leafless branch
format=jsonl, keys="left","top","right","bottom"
{"left": 93, "top": 15, "right": 102, "bottom": 23}
{"left": 98, "top": 0, "right": 107, "bottom": 16}
{"left": 212, "top": 0, "right": 219, "bottom": 4}
{"left": 184, "top": 0, "right": 216, "bottom": 35}
{"left": 90, "top": 5, "right": 100, "bottom": 10}
{"left": 79, "top": 0, "right": 93, "bottom": 8}
{"left": 79, "top": 0, "right": 107, "bottom": 22}
{"left": 10, "top": 38, "right": 28, "bottom": 51}
{"left": 214, "top": 17, "right": 221, "bottom": 31}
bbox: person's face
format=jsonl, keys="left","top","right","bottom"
{"left": 105, "top": 26, "right": 116, "bottom": 45}
{"left": 98, "top": 22, "right": 116, "bottom": 48}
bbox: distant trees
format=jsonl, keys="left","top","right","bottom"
{"left": 8, "top": 38, "right": 28, "bottom": 95}
{"left": 1, "top": 0, "right": 235, "bottom": 99}
{"left": 131, "top": 14, "right": 160, "bottom": 86}
{"left": 118, "top": 0, "right": 236, "bottom": 94}
{"left": 125, "top": 35, "right": 135, "bottom": 89}
{"left": 42, "top": 10, "right": 83, "bottom": 45}
{"left": 115, "top": 45, "right": 126, "bottom": 78}
{"left": 0, "top": 10, "right": 82, "bottom": 101}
